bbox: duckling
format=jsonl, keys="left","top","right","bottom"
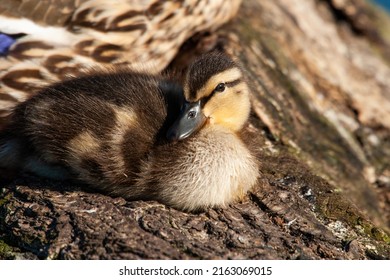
{"left": 0, "top": 52, "right": 258, "bottom": 211}
{"left": 153, "top": 52, "right": 259, "bottom": 210}
{"left": 0, "top": 0, "right": 242, "bottom": 123}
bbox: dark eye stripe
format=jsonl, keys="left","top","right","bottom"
{"left": 200, "top": 78, "right": 243, "bottom": 107}
{"left": 225, "top": 78, "right": 242, "bottom": 87}
{"left": 201, "top": 93, "right": 214, "bottom": 107}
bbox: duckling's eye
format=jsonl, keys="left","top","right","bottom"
{"left": 188, "top": 110, "right": 197, "bottom": 119}
{"left": 215, "top": 83, "right": 225, "bottom": 92}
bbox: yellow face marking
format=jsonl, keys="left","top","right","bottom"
{"left": 184, "top": 66, "right": 251, "bottom": 132}
{"left": 203, "top": 82, "right": 251, "bottom": 132}
{"left": 185, "top": 67, "right": 243, "bottom": 100}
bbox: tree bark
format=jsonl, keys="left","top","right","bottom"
{"left": 0, "top": 0, "right": 389, "bottom": 259}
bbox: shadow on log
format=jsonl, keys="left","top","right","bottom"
{"left": 0, "top": 0, "right": 389, "bottom": 259}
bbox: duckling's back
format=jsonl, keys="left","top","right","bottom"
{"left": 0, "top": 71, "right": 179, "bottom": 191}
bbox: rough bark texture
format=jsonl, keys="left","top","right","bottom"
{"left": 1, "top": 0, "right": 389, "bottom": 259}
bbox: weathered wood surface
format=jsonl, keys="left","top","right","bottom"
{"left": 0, "top": 0, "right": 389, "bottom": 259}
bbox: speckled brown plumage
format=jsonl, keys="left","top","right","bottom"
{"left": 0, "top": 0, "right": 242, "bottom": 122}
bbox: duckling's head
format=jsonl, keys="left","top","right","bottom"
{"left": 167, "top": 52, "right": 251, "bottom": 141}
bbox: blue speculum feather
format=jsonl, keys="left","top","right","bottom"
{"left": 0, "top": 34, "right": 16, "bottom": 56}
{"left": 374, "top": 0, "right": 390, "bottom": 12}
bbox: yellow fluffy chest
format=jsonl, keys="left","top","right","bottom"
{"left": 141, "top": 126, "right": 259, "bottom": 211}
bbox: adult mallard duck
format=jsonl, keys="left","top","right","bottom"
{"left": 0, "top": 52, "right": 259, "bottom": 211}
{"left": 0, "top": 0, "right": 242, "bottom": 124}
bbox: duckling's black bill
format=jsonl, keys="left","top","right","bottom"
{"left": 166, "top": 100, "right": 206, "bottom": 141}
